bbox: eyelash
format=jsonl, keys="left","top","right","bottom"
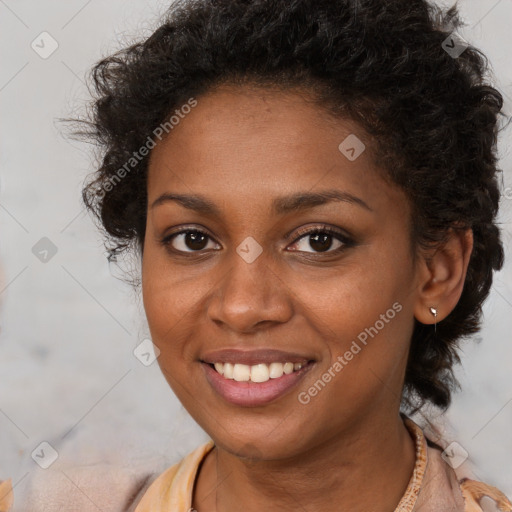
{"left": 160, "top": 224, "right": 354, "bottom": 257}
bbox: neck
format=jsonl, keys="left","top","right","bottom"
{"left": 193, "top": 412, "right": 417, "bottom": 512}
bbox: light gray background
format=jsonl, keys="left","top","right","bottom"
{"left": 0, "top": 0, "right": 511, "bottom": 507}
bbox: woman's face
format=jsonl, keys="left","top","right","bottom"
{"left": 142, "top": 85, "right": 421, "bottom": 460}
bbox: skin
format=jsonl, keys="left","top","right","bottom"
{"left": 141, "top": 84, "right": 473, "bottom": 512}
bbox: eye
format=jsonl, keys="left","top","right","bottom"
{"left": 161, "top": 228, "right": 220, "bottom": 253}
{"left": 161, "top": 224, "right": 353, "bottom": 256}
{"left": 287, "top": 225, "right": 353, "bottom": 254}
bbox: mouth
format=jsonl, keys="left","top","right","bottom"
{"left": 200, "top": 349, "right": 315, "bottom": 407}
{"left": 206, "top": 361, "right": 308, "bottom": 383}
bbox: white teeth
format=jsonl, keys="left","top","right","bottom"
{"left": 283, "top": 362, "right": 294, "bottom": 374}
{"left": 269, "top": 362, "right": 284, "bottom": 379}
{"left": 233, "top": 364, "right": 250, "bottom": 381}
{"left": 211, "top": 361, "right": 306, "bottom": 383}
{"left": 250, "top": 364, "right": 269, "bottom": 383}
{"left": 223, "top": 362, "right": 234, "bottom": 379}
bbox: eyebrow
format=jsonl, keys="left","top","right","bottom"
{"left": 150, "top": 189, "right": 373, "bottom": 215}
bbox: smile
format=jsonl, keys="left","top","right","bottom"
{"left": 200, "top": 349, "right": 315, "bottom": 406}
{"left": 211, "top": 361, "right": 305, "bottom": 383}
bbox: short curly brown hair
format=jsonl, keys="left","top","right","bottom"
{"left": 77, "top": 0, "right": 507, "bottom": 413}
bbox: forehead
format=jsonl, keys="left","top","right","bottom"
{"left": 150, "top": 84, "right": 360, "bottom": 161}
{"left": 146, "top": 85, "right": 407, "bottom": 220}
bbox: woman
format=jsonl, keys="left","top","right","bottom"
{"left": 60, "top": 0, "right": 512, "bottom": 510}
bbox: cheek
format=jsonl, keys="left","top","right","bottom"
{"left": 141, "top": 247, "right": 217, "bottom": 366}
{"left": 290, "top": 254, "right": 409, "bottom": 340}
{"left": 142, "top": 241, "right": 191, "bottom": 319}
{"left": 293, "top": 281, "right": 411, "bottom": 427}
{"left": 141, "top": 247, "right": 190, "bottom": 351}
{"left": 290, "top": 243, "right": 414, "bottom": 390}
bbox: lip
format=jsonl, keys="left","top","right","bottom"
{"left": 200, "top": 348, "right": 312, "bottom": 366}
{"left": 201, "top": 358, "right": 315, "bottom": 407}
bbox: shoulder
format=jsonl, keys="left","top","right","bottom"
{"left": 0, "top": 479, "right": 14, "bottom": 512}
{"left": 459, "top": 478, "right": 512, "bottom": 512}
{"left": 16, "top": 460, "right": 163, "bottom": 512}
{"left": 403, "top": 416, "right": 511, "bottom": 512}
{"left": 134, "top": 440, "right": 215, "bottom": 511}
{"left": 423, "top": 435, "right": 512, "bottom": 512}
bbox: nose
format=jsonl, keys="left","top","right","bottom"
{"left": 206, "top": 250, "right": 294, "bottom": 333}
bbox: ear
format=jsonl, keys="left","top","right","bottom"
{"left": 414, "top": 228, "right": 474, "bottom": 325}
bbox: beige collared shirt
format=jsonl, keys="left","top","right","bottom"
{"left": 133, "top": 417, "right": 512, "bottom": 512}
{"left": 5, "top": 417, "right": 511, "bottom": 511}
